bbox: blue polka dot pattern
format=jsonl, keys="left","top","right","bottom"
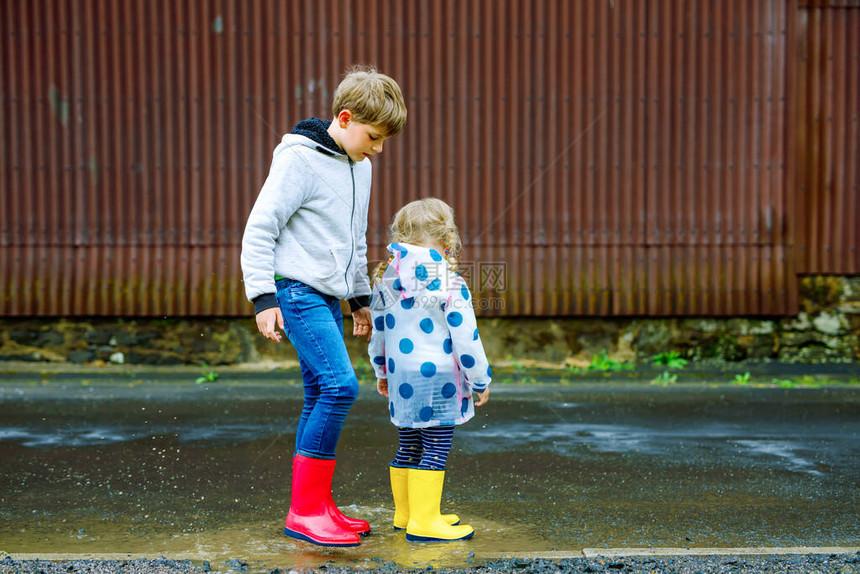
{"left": 368, "top": 243, "right": 492, "bottom": 429}
{"left": 419, "top": 406, "right": 434, "bottom": 422}
{"left": 487, "top": 365, "right": 493, "bottom": 377}
{"left": 420, "top": 362, "right": 437, "bottom": 377}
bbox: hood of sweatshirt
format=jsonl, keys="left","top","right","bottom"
{"left": 282, "top": 117, "right": 347, "bottom": 157}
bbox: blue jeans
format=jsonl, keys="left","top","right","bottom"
{"left": 276, "top": 279, "right": 359, "bottom": 460}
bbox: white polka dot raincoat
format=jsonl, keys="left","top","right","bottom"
{"left": 368, "top": 243, "right": 492, "bottom": 429}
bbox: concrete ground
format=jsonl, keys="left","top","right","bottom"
{"left": 0, "top": 363, "right": 858, "bottom": 572}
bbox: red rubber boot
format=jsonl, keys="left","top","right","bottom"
{"left": 322, "top": 456, "right": 370, "bottom": 535}
{"left": 284, "top": 455, "right": 361, "bottom": 547}
{"left": 326, "top": 490, "right": 371, "bottom": 535}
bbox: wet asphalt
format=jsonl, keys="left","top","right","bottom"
{"left": 0, "top": 371, "right": 858, "bottom": 572}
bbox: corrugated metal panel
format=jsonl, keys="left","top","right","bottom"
{"left": 1, "top": 1, "right": 325, "bottom": 316}
{"left": 644, "top": 0, "right": 797, "bottom": 314}
{"left": 0, "top": 244, "right": 245, "bottom": 316}
{"left": 1, "top": 0, "right": 854, "bottom": 318}
{"left": 799, "top": 0, "right": 860, "bottom": 8}
{"left": 795, "top": 3, "right": 860, "bottom": 274}
{"left": 367, "top": 0, "right": 798, "bottom": 317}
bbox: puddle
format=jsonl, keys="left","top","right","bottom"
{"left": 1, "top": 513, "right": 547, "bottom": 571}
{"left": 0, "top": 423, "right": 286, "bottom": 448}
{"left": 733, "top": 440, "right": 825, "bottom": 476}
{"left": 458, "top": 421, "right": 839, "bottom": 476}
{"left": 0, "top": 382, "right": 858, "bottom": 571}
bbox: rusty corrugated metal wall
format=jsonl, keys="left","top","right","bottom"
{"left": 795, "top": 0, "right": 860, "bottom": 274}
{"left": 1, "top": 0, "right": 858, "bottom": 317}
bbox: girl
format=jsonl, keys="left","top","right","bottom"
{"left": 368, "top": 198, "right": 492, "bottom": 542}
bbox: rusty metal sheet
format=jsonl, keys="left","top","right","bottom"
{"left": 0, "top": 245, "right": 245, "bottom": 316}
{"left": 795, "top": 3, "right": 860, "bottom": 274}
{"left": 3, "top": 0, "right": 856, "bottom": 318}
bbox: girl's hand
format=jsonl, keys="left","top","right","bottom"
{"left": 377, "top": 378, "right": 389, "bottom": 398}
{"left": 474, "top": 388, "right": 490, "bottom": 406}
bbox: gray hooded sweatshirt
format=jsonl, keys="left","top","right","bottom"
{"left": 241, "top": 118, "right": 372, "bottom": 314}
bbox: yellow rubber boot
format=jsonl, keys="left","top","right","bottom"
{"left": 405, "top": 469, "right": 474, "bottom": 542}
{"left": 390, "top": 466, "right": 460, "bottom": 530}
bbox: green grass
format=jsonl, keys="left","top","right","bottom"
{"left": 652, "top": 351, "right": 689, "bottom": 370}
{"left": 195, "top": 364, "right": 219, "bottom": 384}
{"left": 732, "top": 372, "right": 751, "bottom": 385}
{"left": 586, "top": 350, "right": 634, "bottom": 372}
{"left": 651, "top": 370, "right": 678, "bottom": 386}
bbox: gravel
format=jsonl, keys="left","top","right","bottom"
{"left": 2, "top": 554, "right": 860, "bottom": 574}
{"left": 0, "top": 556, "right": 207, "bottom": 574}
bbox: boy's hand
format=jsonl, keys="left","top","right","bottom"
{"left": 352, "top": 307, "right": 372, "bottom": 339}
{"left": 377, "top": 378, "right": 389, "bottom": 398}
{"left": 474, "top": 388, "right": 490, "bottom": 407}
{"left": 255, "top": 307, "right": 284, "bottom": 343}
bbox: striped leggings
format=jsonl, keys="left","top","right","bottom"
{"left": 391, "top": 426, "right": 455, "bottom": 471}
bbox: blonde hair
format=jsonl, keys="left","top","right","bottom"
{"left": 332, "top": 65, "right": 407, "bottom": 137}
{"left": 373, "top": 198, "right": 463, "bottom": 282}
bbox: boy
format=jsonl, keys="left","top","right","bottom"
{"left": 241, "top": 66, "right": 406, "bottom": 547}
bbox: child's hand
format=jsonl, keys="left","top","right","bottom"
{"left": 352, "top": 307, "right": 372, "bottom": 339}
{"left": 255, "top": 307, "right": 284, "bottom": 343}
{"left": 377, "top": 378, "right": 389, "bottom": 398}
{"left": 474, "top": 388, "right": 490, "bottom": 407}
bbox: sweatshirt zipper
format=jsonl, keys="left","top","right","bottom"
{"left": 344, "top": 158, "right": 356, "bottom": 294}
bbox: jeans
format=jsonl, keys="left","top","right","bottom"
{"left": 276, "top": 279, "right": 359, "bottom": 460}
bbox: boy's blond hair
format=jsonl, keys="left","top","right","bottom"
{"left": 332, "top": 65, "right": 407, "bottom": 137}
{"left": 373, "top": 198, "right": 463, "bottom": 282}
